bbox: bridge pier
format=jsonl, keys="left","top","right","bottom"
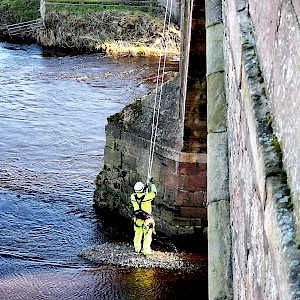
{"left": 93, "top": 0, "right": 208, "bottom": 242}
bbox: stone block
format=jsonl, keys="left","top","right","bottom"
{"left": 178, "top": 172, "right": 207, "bottom": 192}
{"left": 178, "top": 162, "right": 207, "bottom": 174}
{"left": 105, "top": 124, "right": 122, "bottom": 139}
{"left": 208, "top": 199, "right": 233, "bottom": 300}
{"left": 173, "top": 216, "right": 191, "bottom": 226}
{"left": 176, "top": 225, "right": 194, "bottom": 236}
{"left": 160, "top": 208, "right": 175, "bottom": 223}
{"left": 103, "top": 147, "right": 122, "bottom": 168}
{"left": 121, "top": 152, "right": 137, "bottom": 171}
{"left": 105, "top": 134, "right": 117, "bottom": 149}
{"left": 207, "top": 132, "right": 229, "bottom": 203}
{"left": 190, "top": 218, "right": 202, "bottom": 227}
{"left": 207, "top": 72, "right": 227, "bottom": 133}
{"left": 176, "top": 190, "right": 206, "bottom": 207}
{"left": 161, "top": 186, "right": 176, "bottom": 207}
{"left": 164, "top": 169, "right": 178, "bottom": 188}
{"left": 178, "top": 152, "right": 207, "bottom": 164}
{"left": 205, "top": 0, "right": 222, "bottom": 28}
{"left": 193, "top": 172, "right": 207, "bottom": 190}
{"left": 180, "top": 207, "right": 207, "bottom": 218}
{"left": 206, "top": 23, "right": 224, "bottom": 75}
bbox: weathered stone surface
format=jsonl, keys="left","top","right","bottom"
{"left": 178, "top": 161, "right": 207, "bottom": 174}
{"left": 292, "top": 0, "right": 300, "bottom": 17}
{"left": 223, "top": 0, "right": 300, "bottom": 298}
{"left": 223, "top": 0, "right": 242, "bottom": 81}
{"left": 178, "top": 172, "right": 207, "bottom": 191}
{"left": 268, "top": 1, "right": 300, "bottom": 225}
{"left": 206, "top": 23, "right": 224, "bottom": 75}
{"left": 176, "top": 190, "right": 206, "bottom": 207}
{"left": 265, "top": 176, "right": 300, "bottom": 299}
{"left": 180, "top": 206, "right": 207, "bottom": 218}
{"left": 207, "top": 71, "right": 227, "bottom": 133}
{"left": 248, "top": 0, "right": 280, "bottom": 86}
{"left": 208, "top": 199, "right": 233, "bottom": 300}
{"left": 207, "top": 132, "right": 229, "bottom": 203}
{"left": 205, "top": 0, "right": 222, "bottom": 28}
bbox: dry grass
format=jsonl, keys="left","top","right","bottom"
{"left": 36, "top": 10, "right": 180, "bottom": 57}
{"left": 99, "top": 38, "right": 179, "bottom": 57}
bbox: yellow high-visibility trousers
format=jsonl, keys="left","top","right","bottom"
{"left": 134, "top": 219, "right": 153, "bottom": 255}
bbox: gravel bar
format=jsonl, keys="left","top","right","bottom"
{"left": 78, "top": 242, "right": 206, "bottom": 272}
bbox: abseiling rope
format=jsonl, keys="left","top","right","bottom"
{"left": 147, "top": 0, "right": 173, "bottom": 181}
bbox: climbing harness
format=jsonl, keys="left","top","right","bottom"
{"left": 147, "top": 0, "right": 173, "bottom": 180}
{"left": 132, "top": 193, "right": 155, "bottom": 232}
{"left": 132, "top": 194, "right": 151, "bottom": 220}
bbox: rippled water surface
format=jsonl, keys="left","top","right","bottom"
{"left": 0, "top": 42, "right": 207, "bottom": 299}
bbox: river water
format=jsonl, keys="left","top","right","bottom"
{"left": 0, "top": 42, "right": 208, "bottom": 299}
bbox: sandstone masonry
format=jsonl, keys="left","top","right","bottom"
{"left": 207, "top": 0, "right": 300, "bottom": 299}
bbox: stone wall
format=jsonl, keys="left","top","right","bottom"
{"left": 206, "top": 0, "right": 232, "bottom": 298}
{"left": 207, "top": 0, "right": 300, "bottom": 299}
{"left": 248, "top": 0, "right": 300, "bottom": 239}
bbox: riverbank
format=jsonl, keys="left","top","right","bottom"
{"left": 0, "top": 3, "right": 180, "bottom": 57}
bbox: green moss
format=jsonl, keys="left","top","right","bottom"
{"left": 107, "top": 99, "right": 143, "bottom": 124}
{"left": 93, "top": 164, "right": 129, "bottom": 212}
{"left": 272, "top": 133, "right": 282, "bottom": 163}
{"left": 263, "top": 112, "right": 273, "bottom": 128}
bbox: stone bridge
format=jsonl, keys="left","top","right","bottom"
{"left": 94, "top": 0, "right": 300, "bottom": 299}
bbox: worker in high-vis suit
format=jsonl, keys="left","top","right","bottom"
{"left": 131, "top": 177, "right": 157, "bottom": 255}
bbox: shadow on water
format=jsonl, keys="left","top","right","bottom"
{"left": 0, "top": 42, "right": 208, "bottom": 299}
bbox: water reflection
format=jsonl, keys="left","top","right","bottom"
{"left": 0, "top": 265, "right": 208, "bottom": 300}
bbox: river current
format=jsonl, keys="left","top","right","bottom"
{"left": 0, "top": 42, "right": 208, "bottom": 299}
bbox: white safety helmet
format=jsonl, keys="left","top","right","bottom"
{"left": 134, "top": 181, "right": 144, "bottom": 193}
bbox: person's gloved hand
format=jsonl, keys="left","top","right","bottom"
{"left": 149, "top": 177, "right": 154, "bottom": 184}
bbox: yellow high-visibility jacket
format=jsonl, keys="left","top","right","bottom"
{"left": 130, "top": 183, "right": 157, "bottom": 216}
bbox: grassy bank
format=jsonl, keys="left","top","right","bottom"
{"left": 0, "top": 0, "right": 40, "bottom": 23}
{"left": 0, "top": 0, "right": 180, "bottom": 57}
{"left": 40, "top": 9, "right": 180, "bottom": 56}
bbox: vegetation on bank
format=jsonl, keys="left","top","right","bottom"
{"left": 0, "top": 0, "right": 180, "bottom": 57}
{"left": 0, "top": 0, "right": 40, "bottom": 23}
{"left": 46, "top": 0, "right": 163, "bottom": 15}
